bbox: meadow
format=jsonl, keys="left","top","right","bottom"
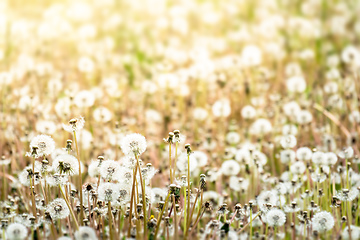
{"left": 0, "top": 0, "right": 360, "bottom": 239}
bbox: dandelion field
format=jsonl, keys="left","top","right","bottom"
{"left": 1, "top": 0, "right": 360, "bottom": 239}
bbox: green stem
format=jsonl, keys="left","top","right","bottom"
{"left": 187, "top": 154, "right": 191, "bottom": 228}
{"left": 127, "top": 164, "right": 138, "bottom": 237}
{"left": 154, "top": 193, "right": 171, "bottom": 239}
{"left": 237, "top": 212, "right": 261, "bottom": 234}
{"left": 73, "top": 131, "right": 84, "bottom": 224}
{"left": 136, "top": 154, "right": 147, "bottom": 239}
{"left": 108, "top": 201, "right": 114, "bottom": 240}
{"left": 169, "top": 143, "right": 173, "bottom": 183}
{"left": 250, "top": 208, "right": 253, "bottom": 240}
{"left": 59, "top": 184, "right": 79, "bottom": 230}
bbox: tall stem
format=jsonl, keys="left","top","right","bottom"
{"left": 187, "top": 154, "right": 191, "bottom": 230}
{"left": 169, "top": 143, "right": 173, "bottom": 183}
{"left": 250, "top": 208, "right": 253, "bottom": 240}
{"left": 127, "top": 163, "right": 138, "bottom": 237}
{"left": 59, "top": 184, "right": 79, "bottom": 230}
{"left": 154, "top": 193, "right": 170, "bottom": 239}
{"left": 73, "top": 131, "right": 84, "bottom": 224}
{"left": 136, "top": 154, "right": 147, "bottom": 239}
{"left": 108, "top": 201, "right": 113, "bottom": 240}
{"left": 172, "top": 194, "right": 178, "bottom": 240}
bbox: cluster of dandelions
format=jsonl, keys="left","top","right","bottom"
{"left": 1, "top": 0, "right": 360, "bottom": 239}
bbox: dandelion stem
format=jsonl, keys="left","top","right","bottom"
{"left": 172, "top": 194, "right": 178, "bottom": 240}
{"left": 59, "top": 184, "right": 79, "bottom": 230}
{"left": 169, "top": 143, "right": 173, "bottom": 183}
{"left": 127, "top": 163, "right": 138, "bottom": 237}
{"left": 108, "top": 201, "right": 114, "bottom": 240}
{"left": 249, "top": 208, "right": 253, "bottom": 240}
{"left": 73, "top": 131, "right": 84, "bottom": 224}
{"left": 237, "top": 211, "right": 261, "bottom": 234}
{"left": 135, "top": 154, "right": 147, "bottom": 239}
{"left": 154, "top": 192, "right": 171, "bottom": 239}
{"left": 186, "top": 154, "right": 191, "bottom": 232}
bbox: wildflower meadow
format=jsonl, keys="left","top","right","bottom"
{"left": 0, "top": 0, "right": 360, "bottom": 239}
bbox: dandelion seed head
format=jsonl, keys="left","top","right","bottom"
{"left": 120, "top": 133, "right": 147, "bottom": 156}
{"left": 265, "top": 208, "right": 286, "bottom": 227}
{"left": 212, "top": 99, "right": 231, "bottom": 118}
{"left": 296, "top": 147, "right": 312, "bottom": 161}
{"left": 62, "top": 116, "right": 85, "bottom": 133}
{"left": 341, "top": 225, "right": 360, "bottom": 240}
{"left": 176, "top": 152, "right": 197, "bottom": 174}
{"left": 192, "top": 151, "right": 208, "bottom": 167}
{"left": 46, "top": 198, "right": 70, "bottom": 220}
{"left": 249, "top": 118, "right": 272, "bottom": 136}
{"left": 280, "top": 149, "right": 296, "bottom": 164}
{"left": 312, "top": 211, "right": 334, "bottom": 232}
{"left": 241, "top": 105, "right": 257, "bottom": 119}
{"left": 221, "top": 160, "right": 240, "bottom": 176}
{"left": 311, "top": 151, "right": 325, "bottom": 165}
{"left": 338, "top": 147, "right": 354, "bottom": 159}
{"left": 52, "top": 154, "right": 79, "bottom": 176}
{"left": 225, "top": 132, "right": 240, "bottom": 145}
{"left": 286, "top": 75, "right": 307, "bottom": 93}
{"left": 280, "top": 135, "right": 297, "bottom": 149}
{"left": 29, "top": 134, "right": 55, "bottom": 157}
{"left": 93, "top": 106, "right": 112, "bottom": 123}
{"left": 74, "top": 226, "right": 98, "bottom": 240}
{"left": 6, "top": 223, "right": 28, "bottom": 240}
{"left": 290, "top": 161, "right": 306, "bottom": 175}
{"left": 98, "top": 182, "right": 119, "bottom": 203}
{"left": 99, "top": 160, "right": 121, "bottom": 181}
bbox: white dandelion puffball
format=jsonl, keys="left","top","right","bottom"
{"left": 349, "top": 111, "right": 360, "bottom": 123}
{"left": 257, "top": 190, "right": 278, "bottom": 208}
{"left": 296, "top": 110, "right": 313, "bottom": 125}
{"left": 93, "top": 106, "right": 112, "bottom": 123}
{"left": 226, "top": 132, "right": 241, "bottom": 145}
{"left": 62, "top": 116, "right": 85, "bottom": 133}
{"left": 46, "top": 198, "right": 70, "bottom": 220}
{"left": 241, "top": 105, "right": 257, "bottom": 119}
{"left": 98, "top": 182, "right": 119, "bottom": 203}
{"left": 341, "top": 225, "right": 360, "bottom": 240}
{"left": 35, "top": 120, "right": 57, "bottom": 135}
{"left": 280, "top": 149, "right": 296, "bottom": 164}
{"left": 312, "top": 211, "right": 335, "bottom": 232}
{"left": 290, "top": 161, "right": 306, "bottom": 175}
{"left": 6, "top": 223, "right": 28, "bottom": 240}
{"left": 249, "top": 118, "right": 272, "bottom": 135}
{"left": 266, "top": 208, "right": 286, "bottom": 227}
{"left": 241, "top": 45, "right": 262, "bottom": 67}
{"left": 74, "top": 90, "right": 95, "bottom": 108}
{"left": 283, "top": 101, "right": 301, "bottom": 117}
{"left": 192, "top": 151, "right": 208, "bottom": 167}
{"left": 280, "top": 135, "right": 297, "bottom": 149}
{"left": 311, "top": 151, "right": 325, "bottom": 165}
{"left": 212, "top": 99, "right": 231, "bottom": 117}
{"left": 74, "top": 226, "right": 98, "bottom": 240}
{"left": 29, "top": 134, "right": 55, "bottom": 157}
{"left": 88, "top": 160, "right": 101, "bottom": 178}
{"left": 324, "top": 152, "right": 338, "bottom": 165}
{"left": 286, "top": 76, "right": 307, "bottom": 93}
{"left": 221, "top": 160, "right": 240, "bottom": 176}
{"left": 52, "top": 154, "right": 80, "bottom": 176}
{"left": 296, "top": 147, "right": 312, "bottom": 161}
{"left": 120, "top": 133, "right": 147, "bottom": 157}
{"left": 338, "top": 146, "right": 354, "bottom": 159}
{"left": 99, "top": 159, "right": 122, "bottom": 181}
{"left": 193, "top": 107, "right": 208, "bottom": 121}
{"left": 176, "top": 152, "right": 198, "bottom": 173}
